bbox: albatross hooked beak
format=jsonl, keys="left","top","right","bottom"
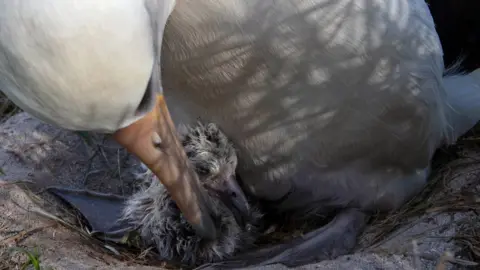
{"left": 112, "top": 94, "right": 217, "bottom": 240}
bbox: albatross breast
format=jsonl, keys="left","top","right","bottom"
{"left": 161, "top": 0, "right": 447, "bottom": 210}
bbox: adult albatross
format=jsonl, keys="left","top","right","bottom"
{"left": 1, "top": 0, "right": 480, "bottom": 268}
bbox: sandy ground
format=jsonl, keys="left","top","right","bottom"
{"left": 0, "top": 112, "right": 478, "bottom": 269}
{"left": 0, "top": 112, "right": 158, "bottom": 269}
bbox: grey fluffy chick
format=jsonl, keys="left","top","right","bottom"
{"left": 121, "top": 122, "right": 263, "bottom": 266}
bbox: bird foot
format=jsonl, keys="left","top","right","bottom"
{"left": 47, "top": 186, "right": 133, "bottom": 242}
{"left": 195, "top": 208, "right": 368, "bottom": 269}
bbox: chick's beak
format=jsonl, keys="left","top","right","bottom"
{"left": 113, "top": 94, "right": 217, "bottom": 240}
{"left": 214, "top": 174, "right": 251, "bottom": 226}
{"left": 224, "top": 176, "right": 250, "bottom": 218}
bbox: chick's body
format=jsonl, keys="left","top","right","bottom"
{"left": 121, "top": 123, "right": 262, "bottom": 266}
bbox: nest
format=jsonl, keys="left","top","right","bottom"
{"left": 2, "top": 94, "right": 480, "bottom": 268}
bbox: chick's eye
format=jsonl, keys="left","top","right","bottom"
{"left": 196, "top": 165, "right": 210, "bottom": 176}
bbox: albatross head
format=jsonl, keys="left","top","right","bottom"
{"left": 0, "top": 0, "right": 219, "bottom": 239}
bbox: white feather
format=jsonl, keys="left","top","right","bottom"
{"left": 443, "top": 67, "right": 480, "bottom": 142}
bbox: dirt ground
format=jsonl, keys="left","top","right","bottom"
{"left": 1, "top": 112, "right": 479, "bottom": 269}
{"left": 0, "top": 112, "right": 159, "bottom": 269}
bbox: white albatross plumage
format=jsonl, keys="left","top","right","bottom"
{"left": 1, "top": 0, "right": 480, "bottom": 268}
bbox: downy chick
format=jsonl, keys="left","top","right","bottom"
{"left": 121, "top": 122, "right": 263, "bottom": 266}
